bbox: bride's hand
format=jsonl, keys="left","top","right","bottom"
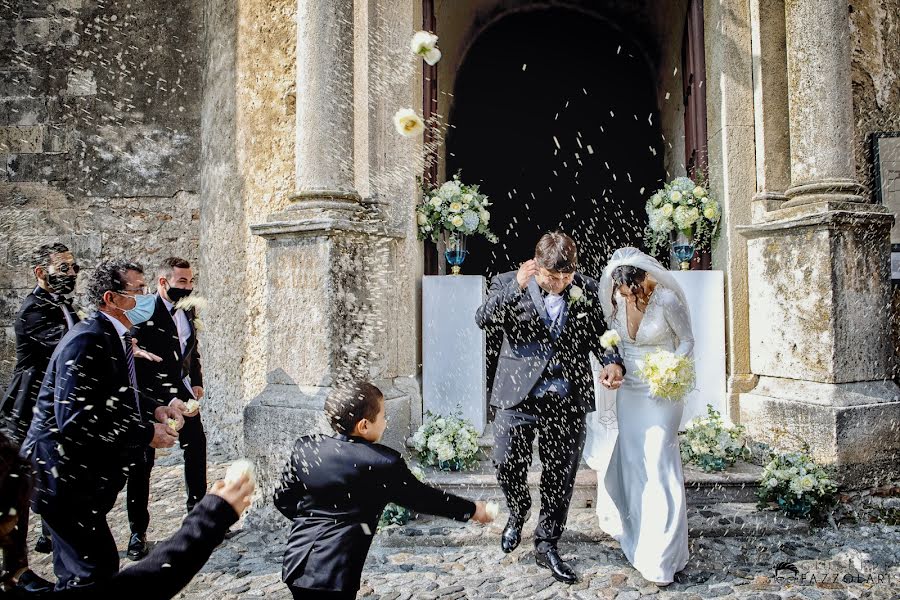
{"left": 600, "top": 364, "right": 624, "bottom": 390}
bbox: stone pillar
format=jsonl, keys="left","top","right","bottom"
{"left": 293, "top": 0, "right": 360, "bottom": 208}
{"left": 782, "top": 0, "right": 865, "bottom": 206}
{"left": 739, "top": 203, "right": 900, "bottom": 486}
{"left": 749, "top": 0, "right": 791, "bottom": 218}
{"left": 242, "top": 0, "right": 410, "bottom": 525}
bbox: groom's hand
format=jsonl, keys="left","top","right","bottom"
{"left": 516, "top": 259, "right": 539, "bottom": 289}
{"left": 600, "top": 364, "right": 625, "bottom": 390}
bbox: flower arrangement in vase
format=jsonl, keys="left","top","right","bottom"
{"left": 416, "top": 173, "right": 498, "bottom": 275}
{"left": 644, "top": 176, "right": 721, "bottom": 270}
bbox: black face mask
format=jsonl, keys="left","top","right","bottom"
{"left": 47, "top": 273, "right": 76, "bottom": 296}
{"left": 166, "top": 285, "right": 193, "bottom": 303}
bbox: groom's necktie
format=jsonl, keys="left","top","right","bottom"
{"left": 123, "top": 331, "right": 142, "bottom": 414}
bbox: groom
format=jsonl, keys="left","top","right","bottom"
{"left": 476, "top": 231, "right": 624, "bottom": 584}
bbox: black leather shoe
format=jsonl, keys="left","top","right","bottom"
{"left": 34, "top": 535, "right": 52, "bottom": 554}
{"left": 14, "top": 569, "right": 54, "bottom": 593}
{"left": 126, "top": 533, "right": 148, "bottom": 561}
{"left": 500, "top": 515, "right": 525, "bottom": 553}
{"left": 535, "top": 548, "right": 578, "bottom": 584}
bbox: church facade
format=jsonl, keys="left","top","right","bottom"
{"left": 2, "top": 0, "right": 899, "bottom": 499}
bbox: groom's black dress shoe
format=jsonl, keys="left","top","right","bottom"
{"left": 535, "top": 548, "right": 578, "bottom": 584}
{"left": 501, "top": 515, "right": 525, "bottom": 553}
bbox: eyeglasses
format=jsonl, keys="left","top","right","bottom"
{"left": 48, "top": 262, "right": 80, "bottom": 274}
{"left": 118, "top": 286, "right": 149, "bottom": 297}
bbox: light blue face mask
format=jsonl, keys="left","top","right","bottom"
{"left": 124, "top": 294, "right": 156, "bottom": 325}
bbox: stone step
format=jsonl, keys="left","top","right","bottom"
{"left": 374, "top": 502, "right": 809, "bottom": 549}
{"left": 415, "top": 459, "right": 763, "bottom": 507}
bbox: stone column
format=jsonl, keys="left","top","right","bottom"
{"left": 782, "top": 0, "right": 865, "bottom": 206}
{"left": 749, "top": 0, "right": 791, "bottom": 218}
{"left": 242, "top": 0, "right": 410, "bottom": 524}
{"left": 293, "top": 0, "right": 361, "bottom": 209}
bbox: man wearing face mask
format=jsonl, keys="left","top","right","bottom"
{"left": 21, "top": 259, "right": 185, "bottom": 590}
{"left": 1, "top": 243, "right": 80, "bottom": 447}
{"left": 0, "top": 243, "right": 78, "bottom": 589}
{"left": 126, "top": 257, "right": 207, "bottom": 561}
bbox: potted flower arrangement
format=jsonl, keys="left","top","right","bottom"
{"left": 643, "top": 176, "right": 721, "bottom": 270}
{"left": 679, "top": 405, "right": 750, "bottom": 472}
{"left": 411, "top": 411, "right": 481, "bottom": 471}
{"left": 757, "top": 446, "right": 837, "bottom": 520}
{"left": 416, "top": 173, "right": 498, "bottom": 274}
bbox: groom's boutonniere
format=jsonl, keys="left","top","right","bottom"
{"left": 567, "top": 284, "right": 593, "bottom": 318}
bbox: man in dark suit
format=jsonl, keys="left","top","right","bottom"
{"left": 275, "top": 381, "right": 490, "bottom": 599}
{"left": 126, "top": 257, "right": 207, "bottom": 560}
{"left": 21, "top": 259, "right": 185, "bottom": 590}
{"left": 476, "top": 232, "right": 625, "bottom": 584}
{"left": 0, "top": 243, "right": 81, "bottom": 556}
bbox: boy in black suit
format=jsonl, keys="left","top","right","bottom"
{"left": 275, "top": 381, "right": 492, "bottom": 599}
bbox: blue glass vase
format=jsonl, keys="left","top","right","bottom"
{"left": 444, "top": 234, "right": 468, "bottom": 275}
{"left": 671, "top": 230, "right": 695, "bottom": 271}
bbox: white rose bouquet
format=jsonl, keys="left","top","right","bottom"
{"left": 644, "top": 176, "right": 720, "bottom": 255}
{"left": 412, "top": 411, "right": 481, "bottom": 470}
{"left": 416, "top": 173, "right": 498, "bottom": 245}
{"left": 757, "top": 447, "right": 837, "bottom": 521}
{"left": 636, "top": 349, "right": 695, "bottom": 402}
{"left": 679, "top": 404, "right": 749, "bottom": 471}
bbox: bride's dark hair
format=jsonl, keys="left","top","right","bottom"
{"left": 610, "top": 265, "right": 649, "bottom": 320}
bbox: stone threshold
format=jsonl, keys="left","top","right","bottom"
{"left": 413, "top": 458, "right": 764, "bottom": 506}
{"left": 374, "top": 503, "right": 810, "bottom": 549}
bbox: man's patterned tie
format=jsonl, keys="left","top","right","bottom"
{"left": 123, "top": 331, "right": 142, "bottom": 414}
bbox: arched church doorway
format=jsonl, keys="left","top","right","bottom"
{"left": 446, "top": 7, "right": 666, "bottom": 281}
{"left": 444, "top": 7, "right": 666, "bottom": 403}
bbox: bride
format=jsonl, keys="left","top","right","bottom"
{"left": 592, "top": 247, "right": 694, "bottom": 585}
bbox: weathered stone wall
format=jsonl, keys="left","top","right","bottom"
{"left": 199, "top": 0, "right": 295, "bottom": 453}
{"left": 0, "top": 0, "right": 203, "bottom": 385}
{"left": 849, "top": 0, "right": 900, "bottom": 197}
{"left": 849, "top": 0, "right": 900, "bottom": 380}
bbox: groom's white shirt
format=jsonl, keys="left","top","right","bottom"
{"left": 544, "top": 293, "right": 564, "bottom": 324}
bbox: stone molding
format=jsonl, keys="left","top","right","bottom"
{"left": 738, "top": 201, "right": 893, "bottom": 235}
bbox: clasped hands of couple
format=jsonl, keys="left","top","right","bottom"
{"left": 131, "top": 337, "right": 204, "bottom": 450}
{"left": 515, "top": 259, "right": 625, "bottom": 392}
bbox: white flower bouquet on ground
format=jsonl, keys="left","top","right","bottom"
{"left": 643, "top": 176, "right": 720, "bottom": 255}
{"left": 679, "top": 404, "right": 749, "bottom": 472}
{"left": 757, "top": 447, "right": 837, "bottom": 520}
{"left": 636, "top": 349, "right": 695, "bottom": 402}
{"left": 412, "top": 411, "right": 481, "bottom": 471}
{"left": 415, "top": 173, "right": 498, "bottom": 245}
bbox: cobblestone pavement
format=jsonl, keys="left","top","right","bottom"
{"left": 26, "top": 447, "right": 900, "bottom": 599}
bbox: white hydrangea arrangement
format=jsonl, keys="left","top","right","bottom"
{"left": 643, "top": 176, "right": 720, "bottom": 255}
{"left": 757, "top": 448, "right": 837, "bottom": 520}
{"left": 636, "top": 349, "right": 695, "bottom": 402}
{"left": 416, "top": 173, "right": 498, "bottom": 245}
{"left": 412, "top": 411, "right": 481, "bottom": 471}
{"left": 679, "top": 404, "right": 749, "bottom": 472}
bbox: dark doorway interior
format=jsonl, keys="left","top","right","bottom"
{"left": 445, "top": 8, "right": 665, "bottom": 403}
{"left": 446, "top": 7, "right": 665, "bottom": 279}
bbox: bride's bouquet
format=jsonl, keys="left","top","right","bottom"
{"left": 637, "top": 349, "right": 695, "bottom": 402}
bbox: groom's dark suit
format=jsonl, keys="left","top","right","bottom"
{"left": 476, "top": 271, "right": 623, "bottom": 552}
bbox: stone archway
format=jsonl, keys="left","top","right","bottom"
{"left": 445, "top": 6, "right": 666, "bottom": 279}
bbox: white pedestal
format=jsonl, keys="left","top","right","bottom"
{"left": 422, "top": 275, "right": 487, "bottom": 435}
{"left": 672, "top": 270, "right": 727, "bottom": 426}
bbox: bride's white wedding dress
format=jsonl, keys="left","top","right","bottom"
{"left": 592, "top": 252, "right": 694, "bottom": 585}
